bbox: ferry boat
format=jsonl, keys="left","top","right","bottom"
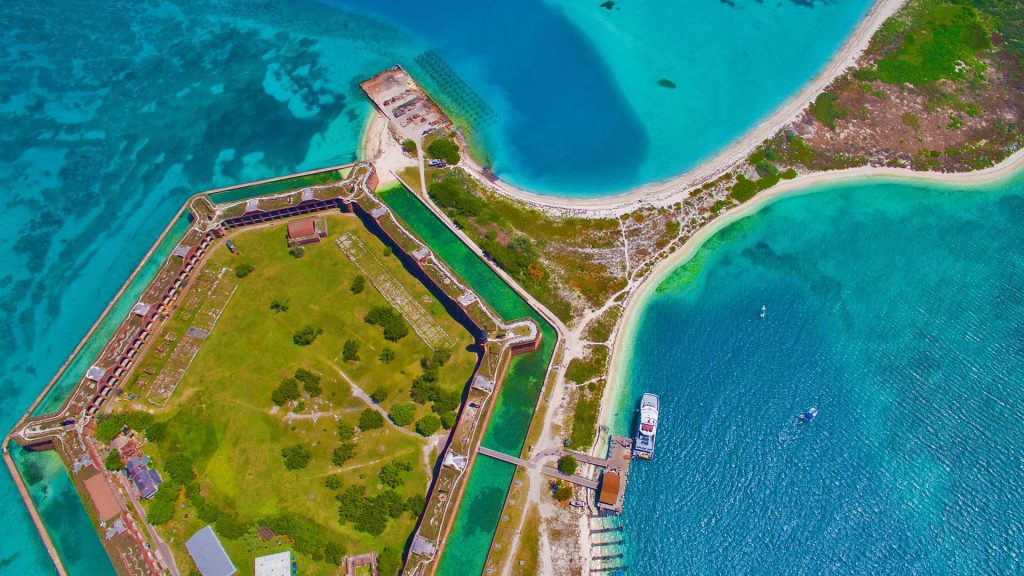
{"left": 634, "top": 393, "right": 659, "bottom": 459}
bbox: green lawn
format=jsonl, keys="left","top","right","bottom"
{"left": 133, "top": 214, "right": 476, "bottom": 576}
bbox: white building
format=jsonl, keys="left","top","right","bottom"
{"left": 254, "top": 551, "right": 291, "bottom": 576}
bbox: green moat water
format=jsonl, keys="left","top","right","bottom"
{"left": 378, "top": 185, "right": 557, "bottom": 576}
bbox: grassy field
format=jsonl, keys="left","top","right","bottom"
{"left": 124, "top": 214, "right": 476, "bottom": 576}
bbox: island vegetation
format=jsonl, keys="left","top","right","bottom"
{"left": 99, "top": 214, "right": 477, "bottom": 575}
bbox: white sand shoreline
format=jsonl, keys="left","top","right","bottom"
{"left": 457, "top": 0, "right": 908, "bottom": 213}
{"left": 601, "top": 147, "right": 1024, "bottom": 434}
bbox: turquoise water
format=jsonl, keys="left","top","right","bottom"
{"left": 619, "top": 173, "right": 1024, "bottom": 574}
{"left": 378, "top": 186, "right": 556, "bottom": 576}
{"left": 10, "top": 448, "right": 117, "bottom": 576}
{"left": 0, "top": 0, "right": 878, "bottom": 572}
{"left": 331, "top": 0, "right": 875, "bottom": 194}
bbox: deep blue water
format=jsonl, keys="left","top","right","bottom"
{"left": 0, "top": 0, "right": 877, "bottom": 572}
{"left": 619, "top": 175, "right": 1024, "bottom": 574}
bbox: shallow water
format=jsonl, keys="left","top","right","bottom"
{"left": 618, "top": 173, "right": 1024, "bottom": 574}
{"left": 1, "top": 0, "right": 877, "bottom": 572}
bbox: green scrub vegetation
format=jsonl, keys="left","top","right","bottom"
{"left": 869, "top": 1, "right": 993, "bottom": 86}
{"left": 123, "top": 214, "right": 476, "bottom": 575}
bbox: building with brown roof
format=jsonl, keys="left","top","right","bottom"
{"left": 286, "top": 218, "right": 326, "bottom": 247}
{"left": 83, "top": 472, "right": 120, "bottom": 523}
{"left": 597, "top": 471, "right": 621, "bottom": 510}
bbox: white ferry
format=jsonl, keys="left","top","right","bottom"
{"left": 634, "top": 393, "right": 659, "bottom": 459}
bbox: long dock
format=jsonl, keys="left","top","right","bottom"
{"left": 475, "top": 446, "right": 601, "bottom": 490}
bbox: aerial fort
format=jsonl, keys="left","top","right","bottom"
{"left": 4, "top": 140, "right": 548, "bottom": 575}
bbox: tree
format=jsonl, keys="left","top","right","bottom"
{"left": 294, "top": 369, "right": 322, "bottom": 396}
{"left": 104, "top": 450, "right": 124, "bottom": 471}
{"left": 281, "top": 444, "right": 312, "bottom": 470}
{"left": 163, "top": 454, "right": 197, "bottom": 484}
{"left": 271, "top": 378, "right": 301, "bottom": 406}
{"left": 145, "top": 421, "right": 167, "bottom": 442}
{"left": 388, "top": 403, "right": 415, "bottom": 427}
{"left": 379, "top": 460, "right": 412, "bottom": 488}
{"left": 342, "top": 339, "right": 360, "bottom": 363}
{"left": 378, "top": 347, "right": 396, "bottom": 364}
{"left": 553, "top": 480, "right": 573, "bottom": 502}
{"left": 431, "top": 389, "right": 461, "bottom": 415}
{"left": 557, "top": 455, "right": 578, "bottom": 475}
{"left": 332, "top": 442, "right": 356, "bottom": 467}
{"left": 293, "top": 324, "right": 322, "bottom": 346}
{"left": 324, "top": 541, "right": 346, "bottom": 565}
{"left": 426, "top": 138, "right": 460, "bottom": 165}
{"left": 401, "top": 139, "right": 417, "bottom": 156}
{"left": 94, "top": 418, "right": 124, "bottom": 444}
{"left": 337, "top": 420, "right": 355, "bottom": 442}
{"left": 234, "top": 263, "right": 254, "bottom": 278}
{"left": 369, "top": 387, "right": 388, "bottom": 404}
{"left": 364, "top": 305, "right": 408, "bottom": 342}
{"left": 350, "top": 275, "right": 365, "bottom": 294}
{"left": 405, "top": 493, "right": 426, "bottom": 516}
{"left": 415, "top": 414, "right": 441, "bottom": 437}
{"left": 270, "top": 298, "right": 289, "bottom": 313}
{"left": 359, "top": 409, "right": 384, "bottom": 431}
{"left": 290, "top": 246, "right": 306, "bottom": 259}
{"left": 440, "top": 411, "right": 457, "bottom": 430}
{"left": 325, "top": 475, "right": 342, "bottom": 490}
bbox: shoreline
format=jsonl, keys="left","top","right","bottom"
{"left": 454, "top": 0, "right": 907, "bottom": 212}
{"left": 601, "top": 145, "right": 1024, "bottom": 437}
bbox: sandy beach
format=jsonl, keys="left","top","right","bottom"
{"left": 456, "top": 0, "right": 908, "bottom": 214}
{"left": 601, "top": 145, "right": 1024, "bottom": 434}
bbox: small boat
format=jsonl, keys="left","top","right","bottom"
{"left": 760, "top": 305, "right": 766, "bottom": 319}
{"left": 799, "top": 406, "right": 818, "bottom": 423}
{"left": 568, "top": 499, "right": 587, "bottom": 508}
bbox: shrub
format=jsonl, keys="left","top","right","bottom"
{"left": 342, "top": 339, "right": 361, "bottom": 363}
{"left": 378, "top": 347, "right": 396, "bottom": 364}
{"left": 290, "top": 246, "right": 305, "bottom": 259}
{"left": 293, "top": 324, "right": 323, "bottom": 346}
{"left": 557, "top": 455, "right": 578, "bottom": 475}
{"left": 294, "top": 369, "right": 322, "bottom": 396}
{"left": 94, "top": 418, "right": 124, "bottom": 444}
{"left": 553, "top": 480, "right": 572, "bottom": 502}
{"left": 145, "top": 421, "right": 167, "bottom": 442}
{"left": 281, "top": 444, "right": 312, "bottom": 470}
{"left": 415, "top": 414, "right": 441, "bottom": 436}
{"left": 104, "top": 451, "right": 124, "bottom": 471}
{"left": 388, "top": 403, "right": 416, "bottom": 427}
{"left": 426, "top": 138, "right": 460, "bottom": 164}
{"left": 349, "top": 275, "right": 365, "bottom": 294}
{"left": 359, "top": 409, "right": 384, "bottom": 431}
{"left": 234, "top": 263, "right": 254, "bottom": 278}
{"left": 405, "top": 493, "right": 426, "bottom": 516}
{"left": 369, "top": 387, "right": 388, "bottom": 404}
{"left": 379, "top": 460, "right": 413, "bottom": 488}
{"left": 163, "top": 454, "right": 197, "bottom": 484}
{"left": 431, "top": 390, "right": 461, "bottom": 415}
{"left": 440, "top": 411, "right": 457, "bottom": 430}
{"left": 325, "top": 475, "right": 342, "bottom": 490}
{"left": 332, "top": 442, "right": 356, "bottom": 467}
{"left": 364, "top": 305, "right": 409, "bottom": 342}
{"left": 808, "top": 92, "right": 848, "bottom": 131}
{"left": 270, "top": 298, "right": 289, "bottom": 313}
{"left": 332, "top": 420, "right": 352, "bottom": 442}
{"left": 271, "top": 378, "right": 301, "bottom": 406}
